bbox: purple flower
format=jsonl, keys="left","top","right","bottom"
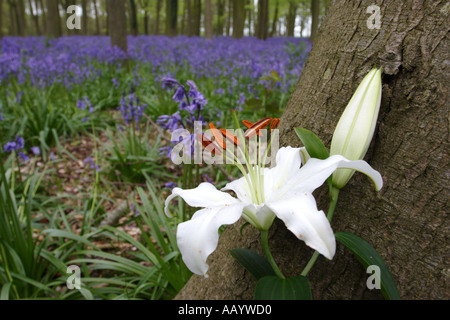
{"left": 157, "top": 111, "right": 183, "bottom": 132}
{"left": 3, "top": 136, "right": 25, "bottom": 152}
{"left": 31, "top": 146, "right": 41, "bottom": 155}
{"left": 84, "top": 156, "right": 101, "bottom": 172}
{"left": 172, "top": 85, "right": 186, "bottom": 103}
{"left": 164, "top": 181, "right": 177, "bottom": 189}
{"left": 18, "top": 152, "right": 29, "bottom": 162}
{"left": 162, "top": 77, "right": 180, "bottom": 90}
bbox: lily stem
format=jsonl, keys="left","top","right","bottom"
{"left": 300, "top": 186, "right": 340, "bottom": 277}
{"left": 260, "top": 230, "right": 285, "bottom": 279}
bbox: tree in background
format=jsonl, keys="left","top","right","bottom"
{"left": 232, "top": 0, "right": 245, "bottom": 39}
{"left": 106, "top": 0, "right": 127, "bottom": 54}
{"left": 256, "top": 0, "right": 269, "bottom": 40}
{"left": 46, "top": 0, "right": 61, "bottom": 37}
{"left": 310, "top": 0, "right": 320, "bottom": 42}
{"left": 204, "top": 0, "right": 213, "bottom": 39}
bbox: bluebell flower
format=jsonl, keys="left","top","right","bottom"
{"left": 18, "top": 152, "right": 29, "bottom": 162}
{"left": 31, "top": 146, "right": 41, "bottom": 155}
{"left": 164, "top": 181, "right": 177, "bottom": 189}
{"left": 84, "top": 156, "right": 101, "bottom": 172}
{"left": 162, "top": 77, "right": 180, "bottom": 90}
{"left": 3, "top": 136, "right": 25, "bottom": 152}
{"left": 172, "top": 85, "right": 186, "bottom": 103}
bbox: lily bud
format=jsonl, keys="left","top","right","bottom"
{"left": 330, "top": 68, "right": 382, "bottom": 189}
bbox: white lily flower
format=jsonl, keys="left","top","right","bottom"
{"left": 330, "top": 68, "right": 382, "bottom": 189}
{"left": 165, "top": 147, "right": 382, "bottom": 277}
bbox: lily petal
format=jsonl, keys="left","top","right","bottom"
{"left": 274, "top": 155, "right": 383, "bottom": 201}
{"left": 266, "top": 146, "right": 303, "bottom": 193}
{"left": 176, "top": 203, "right": 245, "bottom": 276}
{"left": 165, "top": 182, "right": 238, "bottom": 217}
{"left": 266, "top": 195, "right": 336, "bottom": 259}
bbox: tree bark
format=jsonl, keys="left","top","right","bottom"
{"left": 29, "top": 0, "right": 42, "bottom": 35}
{"left": 204, "top": 0, "right": 213, "bottom": 39}
{"left": 46, "top": 0, "right": 62, "bottom": 37}
{"left": 175, "top": 0, "right": 450, "bottom": 300}
{"left": 106, "top": 0, "right": 127, "bottom": 54}
{"left": 232, "top": 0, "right": 245, "bottom": 39}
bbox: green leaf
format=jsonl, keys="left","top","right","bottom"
{"left": 294, "top": 127, "right": 329, "bottom": 160}
{"left": 229, "top": 248, "right": 276, "bottom": 280}
{"left": 335, "top": 232, "right": 401, "bottom": 300}
{"left": 254, "top": 275, "right": 312, "bottom": 300}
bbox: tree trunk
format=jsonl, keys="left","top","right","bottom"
{"left": 286, "top": 0, "right": 297, "bottom": 37}
{"left": 215, "top": 0, "right": 225, "bottom": 36}
{"left": 204, "top": 0, "right": 213, "bottom": 39}
{"left": 175, "top": 0, "right": 449, "bottom": 300}
{"left": 106, "top": 0, "right": 127, "bottom": 54}
{"left": 93, "top": 0, "right": 101, "bottom": 35}
{"left": 81, "top": 0, "right": 88, "bottom": 34}
{"left": 226, "top": 0, "right": 231, "bottom": 36}
{"left": 256, "top": 0, "right": 269, "bottom": 40}
{"left": 130, "top": 0, "right": 138, "bottom": 36}
{"left": 29, "top": 0, "right": 42, "bottom": 35}
{"left": 46, "top": 0, "right": 61, "bottom": 37}
{"left": 310, "top": 0, "right": 320, "bottom": 42}
{"left": 165, "top": 0, "right": 178, "bottom": 37}
{"left": 192, "top": 0, "right": 201, "bottom": 36}
{"left": 270, "top": 0, "right": 279, "bottom": 37}
{"left": 154, "top": 0, "right": 162, "bottom": 35}
{"left": 232, "top": 0, "right": 245, "bottom": 39}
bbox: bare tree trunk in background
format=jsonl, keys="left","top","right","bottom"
{"left": 93, "top": 0, "right": 101, "bottom": 35}
{"left": 310, "top": 0, "right": 320, "bottom": 42}
{"left": 106, "top": 0, "right": 127, "bottom": 54}
{"left": 28, "top": 0, "right": 42, "bottom": 35}
{"left": 192, "top": 0, "right": 201, "bottom": 36}
{"left": 139, "top": 0, "right": 150, "bottom": 35}
{"left": 0, "top": 0, "right": 3, "bottom": 38}
{"left": 81, "top": 0, "right": 88, "bottom": 34}
{"left": 17, "top": 0, "right": 27, "bottom": 36}
{"left": 215, "top": 0, "right": 225, "bottom": 36}
{"left": 130, "top": 0, "right": 138, "bottom": 36}
{"left": 286, "top": 0, "right": 297, "bottom": 37}
{"left": 175, "top": 0, "right": 449, "bottom": 300}
{"left": 270, "top": 0, "right": 279, "bottom": 37}
{"left": 226, "top": 0, "right": 232, "bottom": 36}
{"left": 46, "top": 0, "right": 62, "bottom": 37}
{"left": 154, "top": 0, "right": 162, "bottom": 35}
{"left": 232, "top": 0, "right": 245, "bottom": 39}
{"left": 38, "top": 0, "right": 47, "bottom": 35}
{"left": 204, "top": 0, "right": 213, "bottom": 39}
{"left": 246, "top": 0, "right": 252, "bottom": 36}
{"left": 256, "top": 0, "right": 269, "bottom": 40}
{"left": 165, "top": 0, "right": 178, "bottom": 37}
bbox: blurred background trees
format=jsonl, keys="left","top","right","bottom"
{"left": 0, "top": 0, "right": 329, "bottom": 40}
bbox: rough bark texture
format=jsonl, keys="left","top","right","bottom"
{"left": 176, "top": 0, "right": 449, "bottom": 300}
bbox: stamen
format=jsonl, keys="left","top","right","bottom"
{"left": 197, "top": 133, "right": 223, "bottom": 156}
{"left": 270, "top": 118, "right": 281, "bottom": 130}
{"left": 220, "top": 128, "right": 241, "bottom": 146}
{"left": 244, "top": 118, "right": 272, "bottom": 139}
{"left": 209, "top": 123, "right": 227, "bottom": 149}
